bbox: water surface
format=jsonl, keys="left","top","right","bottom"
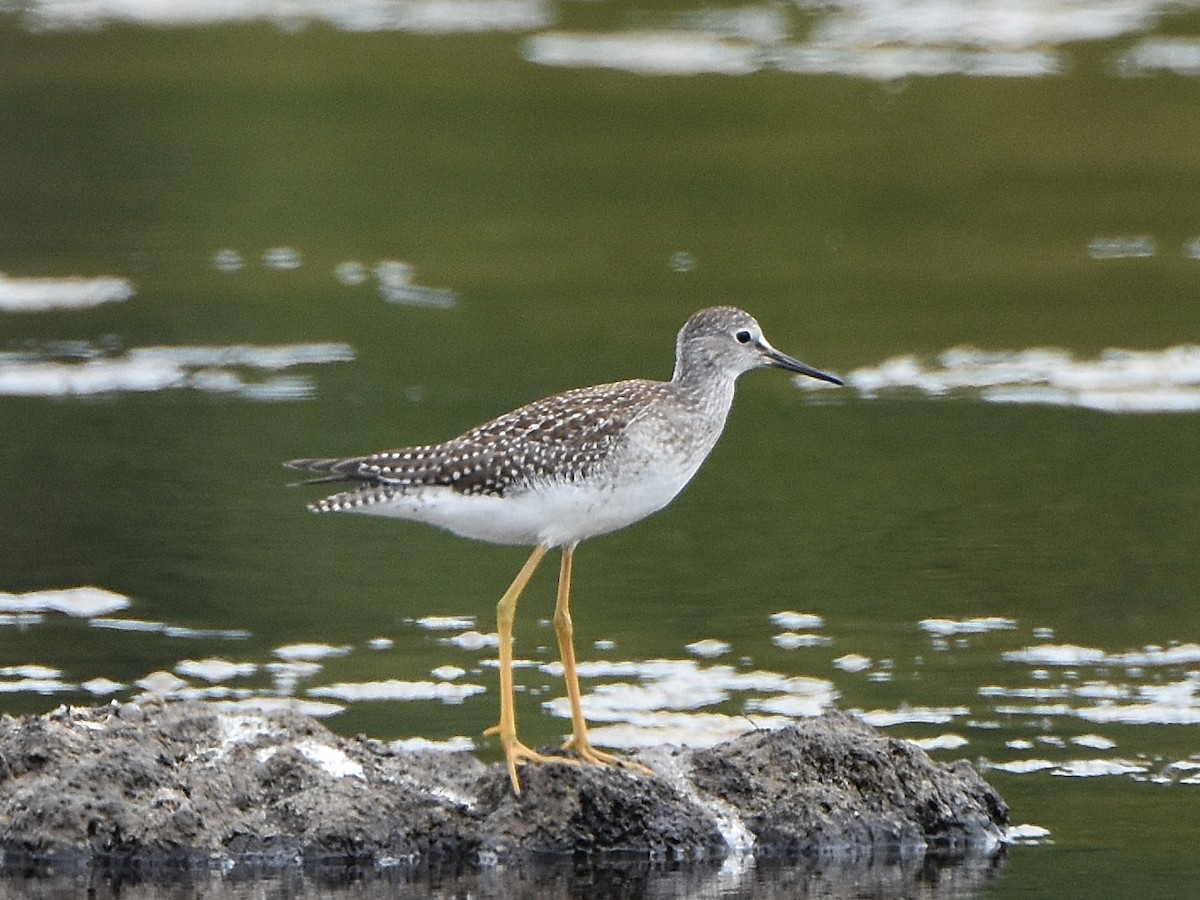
{"left": 2, "top": 2, "right": 1199, "bottom": 897}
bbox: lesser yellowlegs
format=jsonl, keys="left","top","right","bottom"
{"left": 285, "top": 306, "right": 843, "bottom": 793}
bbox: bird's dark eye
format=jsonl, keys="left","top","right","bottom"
{"left": 735, "top": 329, "right": 752, "bottom": 344}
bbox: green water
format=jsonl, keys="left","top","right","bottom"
{"left": 2, "top": 5, "right": 1199, "bottom": 898}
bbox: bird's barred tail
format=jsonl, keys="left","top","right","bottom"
{"left": 283, "top": 456, "right": 365, "bottom": 485}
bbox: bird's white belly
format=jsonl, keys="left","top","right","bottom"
{"left": 351, "top": 461, "right": 699, "bottom": 548}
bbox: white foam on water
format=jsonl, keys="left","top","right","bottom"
{"left": 810, "top": 0, "right": 1161, "bottom": 52}
{"left": 832, "top": 344, "right": 1200, "bottom": 414}
{"left": 334, "top": 260, "right": 369, "bottom": 285}
{"left": 308, "top": 679, "right": 485, "bottom": 704}
{"left": 586, "top": 711, "right": 794, "bottom": 749}
{"left": 431, "top": 665, "right": 466, "bottom": 681}
{"left": 0, "top": 665, "right": 62, "bottom": 679}
{"left": 1053, "top": 758, "right": 1148, "bottom": 778}
{"left": 768, "top": 611, "right": 824, "bottom": 630}
{"left": 833, "top": 653, "right": 872, "bottom": 673}
{"left": 979, "top": 685, "right": 1073, "bottom": 700}
{"left": 911, "top": 733, "right": 969, "bottom": 751}
{"left": 745, "top": 692, "right": 839, "bottom": 717}
{"left": 0, "top": 342, "right": 353, "bottom": 400}
{"left": 130, "top": 343, "right": 355, "bottom": 370}
{"left": 686, "top": 638, "right": 731, "bottom": 659}
{"left": 1004, "top": 642, "right": 1200, "bottom": 667}
{"left": 414, "top": 614, "right": 475, "bottom": 630}
{"left": 1115, "top": 36, "right": 1200, "bottom": 75}
{"left": 0, "top": 271, "right": 133, "bottom": 312}
{"left": 1005, "top": 823, "right": 1052, "bottom": 844}
{"left": 522, "top": 0, "right": 1180, "bottom": 80}
{"left": 545, "top": 680, "right": 730, "bottom": 720}
{"left": 524, "top": 30, "right": 763, "bottom": 76}
{"left": 90, "top": 617, "right": 165, "bottom": 633}
{"left": 25, "top": 0, "right": 553, "bottom": 33}
{"left": 1110, "top": 644, "right": 1200, "bottom": 667}
{"left": 775, "top": 44, "right": 1061, "bottom": 79}
{"left": 1087, "top": 235, "right": 1157, "bottom": 258}
{"left": 858, "top": 705, "right": 969, "bottom": 727}
{"left": 90, "top": 617, "right": 251, "bottom": 640}
{"left": 1071, "top": 733, "right": 1117, "bottom": 750}
{"left": 0, "top": 586, "right": 131, "bottom": 618}
{"left": 443, "top": 629, "right": 499, "bottom": 650}
{"left": 1075, "top": 703, "right": 1189, "bottom": 726}
{"left": 550, "top": 658, "right": 834, "bottom": 696}
{"left": 216, "top": 696, "right": 345, "bottom": 717}
{"left": 376, "top": 261, "right": 459, "bottom": 309}
{"left": 273, "top": 642, "right": 353, "bottom": 661}
{"left": 261, "top": 246, "right": 301, "bottom": 270}
{"left": 0, "top": 613, "right": 45, "bottom": 627}
{"left": 523, "top": 6, "right": 1074, "bottom": 80}
{"left": 988, "top": 758, "right": 1057, "bottom": 774}
{"left": 265, "top": 660, "right": 324, "bottom": 695}
{"left": 920, "top": 616, "right": 1017, "bottom": 636}
{"left": 771, "top": 631, "right": 832, "bottom": 650}
{"left": 1002, "top": 644, "right": 1109, "bottom": 666}
{"left": 81, "top": 677, "right": 125, "bottom": 695}
{"left": 0, "top": 677, "right": 74, "bottom": 695}
{"left": 135, "top": 670, "right": 189, "bottom": 694}
{"left": 539, "top": 658, "right": 835, "bottom": 737}
{"left": 212, "top": 249, "right": 244, "bottom": 272}
{"left": 175, "top": 658, "right": 258, "bottom": 683}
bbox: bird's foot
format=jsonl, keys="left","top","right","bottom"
{"left": 484, "top": 724, "right": 578, "bottom": 793}
{"left": 562, "top": 734, "right": 655, "bottom": 777}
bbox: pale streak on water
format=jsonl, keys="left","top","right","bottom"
{"left": 4, "top": 588, "right": 1198, "bottom": 793}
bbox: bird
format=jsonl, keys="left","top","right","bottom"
{"left": 285, "top": 306, "right": 843, "bottom": 793}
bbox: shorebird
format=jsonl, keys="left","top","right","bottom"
{"left": 285, "top": 306, "right": 842, "bottom": 793}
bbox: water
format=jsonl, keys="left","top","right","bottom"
{"left": 2, "top": 2, "right": 1199, "bottom": 897}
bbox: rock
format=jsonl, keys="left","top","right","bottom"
{"left": 0, "top": 702, "right": 1007, "bottom": 874}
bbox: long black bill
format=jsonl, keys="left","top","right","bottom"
{"left": 763, "top": 345, "right": 844, "bottom": 386}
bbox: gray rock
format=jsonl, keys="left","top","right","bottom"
{"left": 0, "top": 702, "right": 1007, "bottom": 874}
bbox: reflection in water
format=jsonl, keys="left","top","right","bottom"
{"left": 4, "top": 587, "right": 1198, "bottom": 794}
{"left": 23, "top": 0, "right": 554, "bottom": 33}
{"left": 0, "top": 846, "right": 1009, "bottom": 899}
{"left": 0, "top": 342, "right": 354, "bottom": 400}
{"left": 827, "top": 345, "right": 1200, "bottom": 413}
{"left": 0, "top": 272, "right": 133, "bottom": 312}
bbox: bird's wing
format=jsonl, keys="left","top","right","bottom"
{"left": 284, "top": 379, "right": 668, "bottom": 499}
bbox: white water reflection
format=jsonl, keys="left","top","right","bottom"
{"left": 1115, "top": 36, "right": 1200, "bottom": 74}
{"left": 25, "top": 0, "right": 553, "bottom": 33}
{"left": 0, "top": 271, "right": 133, "bottom": 312}
{"left": 273, "top": 642, "right": 353, "bottom": 661}
{"left": 0, "top": 341, "right": 354, "bottom": 400}
{"left": 828, "top": 345, "right": 1200, "bottom": 413}
{"left": 522, "top": 0, "right": 1191, "bottom": 80}
{"left": 175, "top": 658, "right": 258, "bottom": 683}
{"left": 5, "top": 583, "right": 1199, "bottom": 787}
{"left": 19, "top": 0, "right": 1198, "bottom": 84}
{"left": 0, "top": 586, "right": 130, "bottom": 617}
{"left": 91, "top": 618, "right": 253, "bottom": 640}
{"left": 921, "top": 616, "right": 1017, "bottom": 636}
{"left": 308, "top": 679, "right": 486, "bottom": 704}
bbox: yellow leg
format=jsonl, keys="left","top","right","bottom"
{"left": 483, "top": 544, "right": 577, "bottom": 793}
{"left": 554, "top": 545, "right": 654, "bottom": 777}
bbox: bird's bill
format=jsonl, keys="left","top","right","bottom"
{"left": 762, "top": 344, "right": 844, "bottom": 386}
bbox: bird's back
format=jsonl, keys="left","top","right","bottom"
{"left": 287, "top": 377, "right": 679, "bottom": 511}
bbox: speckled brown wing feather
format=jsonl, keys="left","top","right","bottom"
{"left": 285, "top": 379, "right": 671, "bottom": 510}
